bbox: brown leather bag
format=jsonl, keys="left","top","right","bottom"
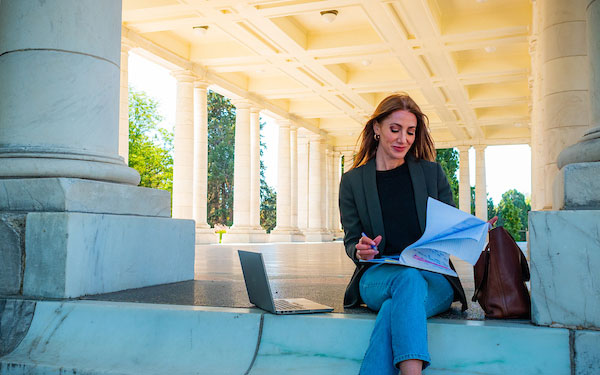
{"left": 472, "top": 226, "right": 531, "bottom": 319}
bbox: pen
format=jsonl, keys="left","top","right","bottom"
{"left": 361, "top": 232, "right": 378, "bottom": 250}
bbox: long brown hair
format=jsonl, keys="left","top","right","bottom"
{"left": 351, "top": 93, "right": 435, "bottom": 169}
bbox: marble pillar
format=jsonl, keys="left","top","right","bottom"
{"left": 474, "top": 145, "right": 487, "bottom": 220}
{"left": 326, "top": 147, "right": 336, "bottom": 235}
{"left": 193, "top": 81, "right": 215, "bottom": 243}
{"left": 118, "top": 40, "right": 134, "bottom": 162}
{"left": 171, "top": 70, "right": 195, "bottom": 219}
{"left": 249, "top": 108, "right": 263, "bottom": 231}
{"left": 0, "top": 0, "right": 194, "bottom": 298}
{"left": 223, "top": 100, "right": 266, "bottom": 243}
{"left": 457, "top": 146, "right": 471, "bottom": 214}
{"left": 297, "top": 135, "right": 310, "bottom": 232}
{"left": 529, "top": 0, "right": 600, "bottom": 333}
{"left": 332, "top": 151, "right": 343, "bottom": 238}
{"left": 0, "top": 1, "right": 138, "bottom": 185}
{"left": 539, "top": 0, "right": 590, "bottom": 209}
{"left": 270, "top": 120, "right": 301, "bottom": 241}
{"left": 305, "top": 135, "right": 332, "bottom": 242}
{"left": 529, "top": 2, "right": 545, "bottom": 211}
{"left": 290, "top": 125, "right": 302, "bottom": 239}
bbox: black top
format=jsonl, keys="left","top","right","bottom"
{"left": 376, "top": 163, "right": 422, "bottom": 256}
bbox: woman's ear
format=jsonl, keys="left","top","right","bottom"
{"left": 372, "top": 121, "right": 380, "bottom": 136}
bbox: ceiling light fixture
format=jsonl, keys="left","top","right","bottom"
{"left": 320, "top": 10, "right": 338, "bottom": 23}
{"left": 484, "top": 45, "right": 496, "bottom": 53}
{"left": 192, "top": 25, "right": 209, "bottom": 36}
{"left": 361, "top": 59, "right": 372, "bottom": 67}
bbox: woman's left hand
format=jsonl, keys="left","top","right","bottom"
{"left": 488, "top": 216, "right": 498, "bottom": 227}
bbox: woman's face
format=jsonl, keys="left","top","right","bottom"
{"left": 373, "top": 109, "right": 417, "bottom": 169}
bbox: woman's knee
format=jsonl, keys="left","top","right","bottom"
{"left": 389, "top": 268, "right": 427, "bottom": 296}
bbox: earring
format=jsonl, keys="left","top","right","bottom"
{"left": 374, "top": 134, "right": 380, "bottom": 141}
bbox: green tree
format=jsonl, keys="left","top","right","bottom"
{"left": 469, "top": 186, "right": 496, "bottom": 220}
{"left": 207, "top": 91, "right": 236, "bottom": 227}
{"left": 436, "top": 148, "right": 459, "bottom": 205}
{"left": 206, "top": 90, "right": 277, "bottom": 230}
{"left": 259, "top": 120, "right": 277, "bottom": 233}
{"left": 128, "top": 88, "right": 173, "bottom": 193}
{"left": 497, "top": 189, "right": 530, "bottom": 241}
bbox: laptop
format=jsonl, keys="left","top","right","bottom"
{"left": 238, "top": 250, "right": 334, "bottom": 315}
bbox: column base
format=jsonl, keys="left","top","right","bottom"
{"left": 269, "top": 227, "right": 305, "bottom": 242}
{"left": 530, "top": 210, "right": 600, "bottom": 329}
{"left": 553, "top": 161, "right": 600, "bottom": 210}
{"left": 221, "top": 227, "right": 268, "bottom": 243}
{"left": 196, "top": 227, "right": 218, "bottom": 244}
{"left": 22, "top": 212, "right": 195, "bottom": 298}
{"left": 302, "top": 230, "right": 334, "bottom": 242}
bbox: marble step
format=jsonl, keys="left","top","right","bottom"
{"left": 0, "top": 299, "right": 570, "bottom": 375}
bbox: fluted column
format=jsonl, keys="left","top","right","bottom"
{"left": 474, "top": 145, "right": 487, "bottom": 220}
{"left": 326, "top": 147, "right": 335, "bottom": 233}
{"left": 171, "top": 70, "right": 195, "bottom": 219}
{"left": 118, "top": 40, "right": 135, "bottom": 162}
{"left": 290, "top": 125, "right": 300, "bottom": 231}
{"left": 193, "top": 81, "right": 212, "bottom": 241}
{"left": 297, "top": 135, "right": 310, "bottom": 231}
{"left": 249, "top": 107, "right": 262, "bottom": 229}
{"left": 457, "top": 146, "right": 471, "bottom": 213}
{"left": 539, "top": 0, "right": 590, "bottom": 209}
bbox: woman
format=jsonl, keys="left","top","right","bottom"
{"left": 339, "top": 94, "right": 468, "bottom": 375}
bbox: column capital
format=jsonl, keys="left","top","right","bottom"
{"left": 194, "top": 80, "right": 210, "bottom": 89}
{"left": 250, "top": 106, "right": 262, "bottom": 114}
{"left": 309, "top": 133, "right": 323, "bottom": 142}
{"left": 276, "top": 119, "right": 291, "bottom": 128}
{"left": 171, "top": 70, "right": 196, "bottom": 82}
{"left": 121, "top": 38, "right": 136, "bottom": 53}
{"left": 473, "top": 144, "right": 487, "bottom": 152}
{"left": 231, "top": 99, "right": 252, "bottom": 109}
{"left": 456, "top": 145, "right": 471, "bottom": 153}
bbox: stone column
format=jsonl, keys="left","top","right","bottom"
{"left": 539, "top": 0, "right": 590, "bottom": 209}
{"left": 249, "top": 107, "right": 263, "bottom": 230}
{"left": 341, "top": 151, "right": 355, "bottom": 173}
{"left": 270, "top": 120, "right": 301, "bottom": 241}
{"left": 297, "top": 135, "right": 310, "bottom": 232}
{"left": 0, "top": 1, "right": 138, "bottom": 185}
{"left": 305, "top": 135, "right": 332, "bottom": 241}
{"left": 326, "top": 147, "right": 335, "bottom": 234}
{"left": 223, "top": 100, "right": 265, "bottom": 243}
{"left": 290, "top": 125, "right": 302, "bottom": 237}
{"left": 457, "top": 146, "right": 471, "bottom": 213}
{"left": 192, "top": 81, "right": 215, "bottom": 243}
{"left": 118, "top": 40, "right": 135, "bottom": 162}
{"left": 332, "top": 151, "right": 343, "bottom": 237}
{"left": 0, "top": 0, "right": 194, "bottom": 298}
{"left": 171, "top": 70, "right": 195, "bottom": 219}
{"left": 530, "top": 0, "right": 600, "bottom": 336}
{"left": 474, "top": 145, "right": 487, "bottom": 220}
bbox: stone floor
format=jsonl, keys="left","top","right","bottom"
{"left": 87, "top": 241, "right": 485, "bottom": 319}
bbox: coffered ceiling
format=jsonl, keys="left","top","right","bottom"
{"left": 122, "top": 0, "right": 532, "bottom": 149}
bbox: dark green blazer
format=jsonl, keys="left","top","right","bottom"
{"left": 339, "top": 155, "right": 468, "bottom": 310}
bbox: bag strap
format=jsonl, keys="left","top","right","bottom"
{"left": 520, "top": 248, "right": 530, "bottom": 282}
{"left": 472, "top": 243, "right": 490, "bottom": 302}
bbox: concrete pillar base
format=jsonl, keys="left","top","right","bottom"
{"left": 269, "top": 228, "right": 305, "bottom": 242}
{"left": 530, "top": 210, "right": 600, "bottom": 329}
{"left": 302, "top": 231, "right": 334, "bottom": 242}
{"left": 553, "top": 161, "right": 600, "bottom": 210}
{"left": 196, "top": 227, "right": 218, "bottom": 244}
{"left": 221, "top": 227, "right": 268, "bottom": 243}
{"left": 18, "top": 212, "right": 194, "bottom": 298}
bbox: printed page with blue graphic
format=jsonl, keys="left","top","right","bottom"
{"left": 360, "top": 197, "right": 490, "bottom": 277}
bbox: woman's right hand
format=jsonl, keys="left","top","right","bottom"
{"left": 355, "top": 234, "right": 382, "bottom": 260}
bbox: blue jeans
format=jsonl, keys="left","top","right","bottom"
{"left": 358, "top": 264, "right": 454, "bottom": 374}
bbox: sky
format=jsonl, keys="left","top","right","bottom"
{"left": 128, "top": 52, "right": 531, "bottom": 204}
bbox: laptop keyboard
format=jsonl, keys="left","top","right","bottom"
{"left": 274, "top": 299, "right": 305, "bottom": 311}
